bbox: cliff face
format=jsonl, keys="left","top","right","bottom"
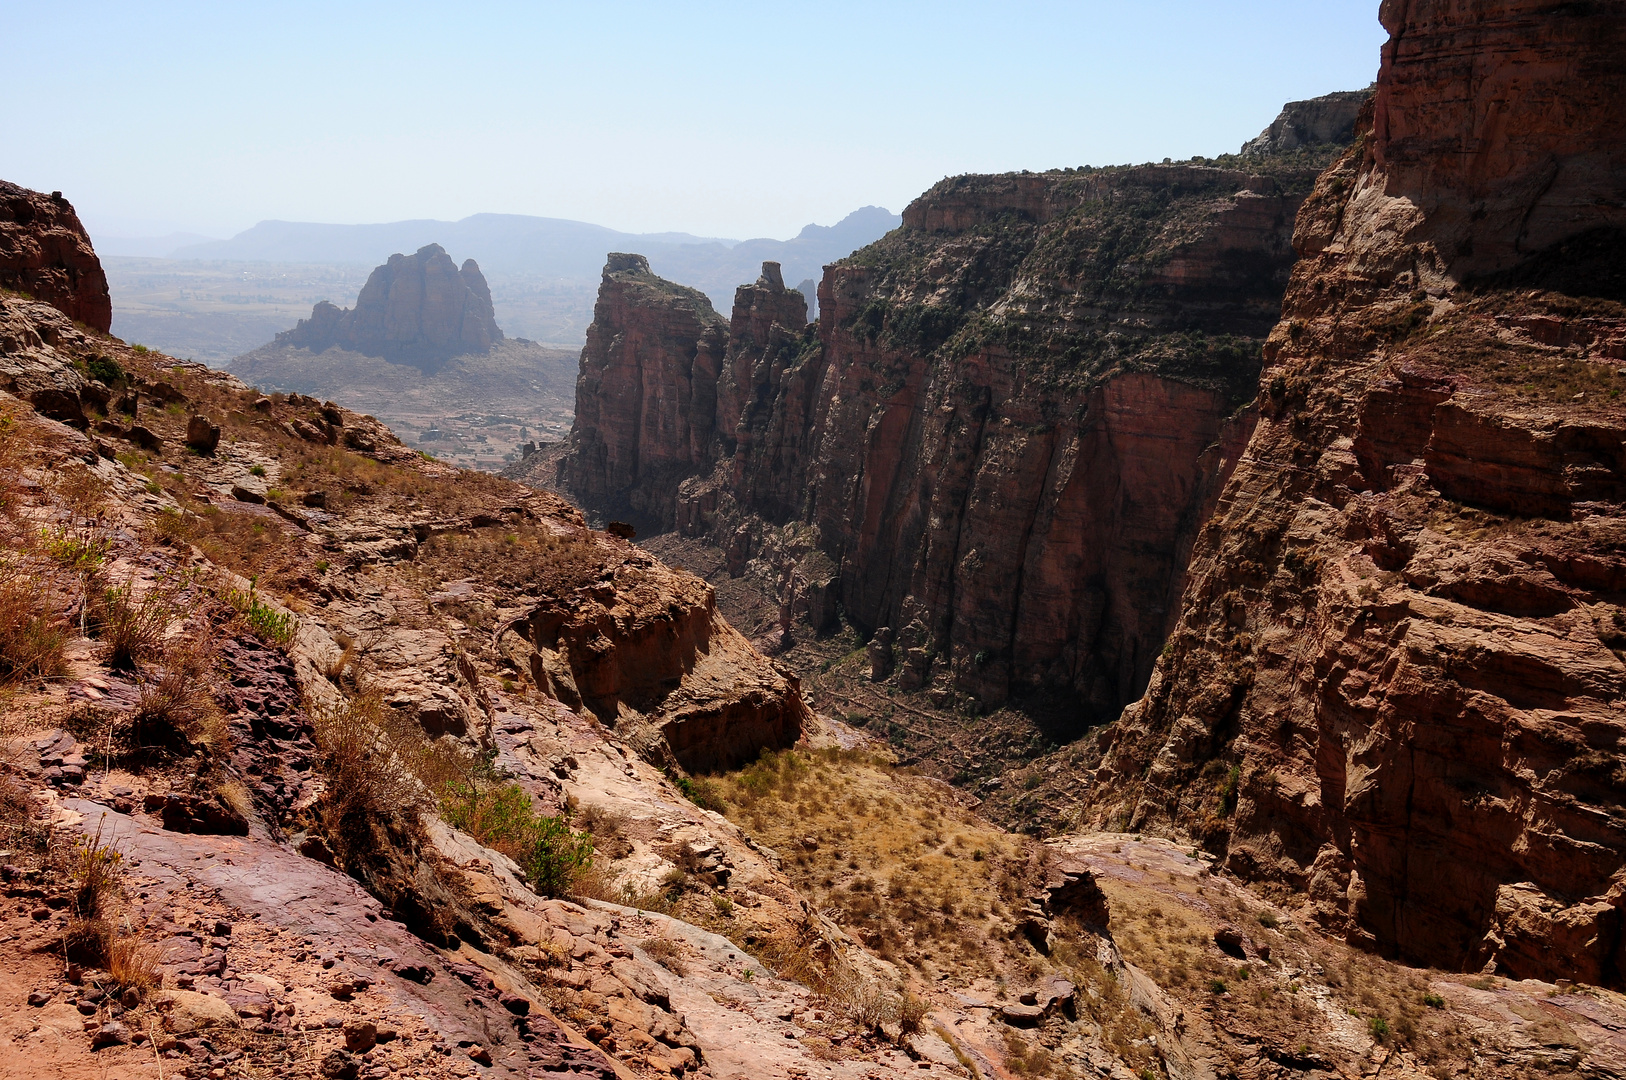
{"left": 559, "top": 122, "right": 1351, "bottom": 719}
{"left": 0, "top": 181, "right": 111, "bottom": 332}
{"left": 1091, "top": 0, "right": 1626, "bottom": 985}
{"left": 277, "top": 243, "right": 502, "bottom": 370}
{"left": 555, "top": 253, "right": 733, "bottom": 532}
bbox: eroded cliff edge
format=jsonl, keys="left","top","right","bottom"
{"left": 1089, "top": 0, "right": 1626, "bottom": 986}
{"left": 546, "top": 111, "right": 1360, "bottom": 723}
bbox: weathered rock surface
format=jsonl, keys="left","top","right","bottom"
{"left": 0, "top": 180, "right": 111, "bottom": 332}
{"left": 1240, "top": 89, "right": 1372, "bottom": 157}
{"left": 1091, "top": 0, "right": 1626, "bottom": 987}
{"left": 275, "top": 243, "right": 503, "bottom": 371}
{"left": 508, "top": 540, "right": 807, "bottom": 773}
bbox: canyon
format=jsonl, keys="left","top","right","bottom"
{"left": 541, "top": 94, "right": 1367, "bottom": 726}
{"left": 1, "top": 0, "right": 1625, "bottom": 1077}
{"left": 539, "top": 0, "right": 1626, "bottom": 994}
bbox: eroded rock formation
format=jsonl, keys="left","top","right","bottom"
{"left": 0, "top": 180, "right": 111, "bottom": 332}
{"left": 557, "top": 119, "right": 1353, "bottom": 720}
{"left": 1090, "top": 0, "right": 1626, "bottom": 986}
{"left": 555, "top": 253, "right": 732, "bottom": 531}
{"left": 277, "top": 242, "right": 503, "bottom": 370}
{"left": 1241, "top": 89, "right": 1371, "bottom": 157}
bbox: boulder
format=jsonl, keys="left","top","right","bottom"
{"left": 155, "top": 989, "right": 240, "bottom": 1033}
{"left": 185, "top": 415, "right": 220, "bottom": 453}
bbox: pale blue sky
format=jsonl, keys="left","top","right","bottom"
{"left": 6, "top": 2, "right": 1386, "bottom": 242}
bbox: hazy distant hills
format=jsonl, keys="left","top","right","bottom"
{"left": 174, "top": 205, "right": 898, "bottom": 313}
{"left": 101, "top": 206, "right": 898, "bottom": 363}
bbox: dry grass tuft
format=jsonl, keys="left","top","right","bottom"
{"left": 64, "top": 916, "right": 115, "bottom": 966}
{"left": 132, "top": 635, "right": 226, "bottom": 752}
{"left": 0, "top": 557, "right": 69, "bottom": 684}
{"left": 640, "top": 935, "right": 688, "bottom": 976}
{"left": 106, "top": 929, "right": 164, "bottom": 995}
{"left": 307, "top": 688, "right": 433, "bottom": 822}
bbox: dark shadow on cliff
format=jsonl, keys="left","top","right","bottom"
{"left": 1468, "top": 227, "right": 1626, "bottom": 303}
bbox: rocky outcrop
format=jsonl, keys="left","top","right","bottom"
{"left": 0, "top": 181, "right": 111, "bottom": 332}
{"left": 1240, "top": 89, "right": 1372, "bottom": 157}
{"left": 1091, "top": 0, "right": 1626, "bottom": 986}
{"left": 558, "top": 128, "right": 1352, "bottom": 719}
{"left": 508, "top": 537, "right": 807, "bottom": 773}
{"left": 276, "top": 243, "right": 502, "bottom": 371}
{"left": 555, "top": 254, "right": 733, "bottom": 533}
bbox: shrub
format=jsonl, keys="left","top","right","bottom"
{"left": 248, "top": 464, "right": 266, "bottom": 477}
{"left": 1368, "top": 1016, "right": 1390, "bottom": 1042}
{"left": 1422, "top": 991, "right": 1445, "bottom": 1009}
{"left": 225, "top": 582, "right": 297, "bottom": 646}
{"left": 84, "top": 355, "right": 125, "bottom": 384}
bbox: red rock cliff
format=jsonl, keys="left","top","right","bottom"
{"left": 671, "top": 151, "right": 1337, "bottom": 719}
{"left": 0, "top": 181, "right": 111, "bottom": 332}
{"left": 557, "top": 253, "right": 731, "bottom": 532}
{"left": 1091, "top": 0, "right": 1626, "bottom": 986}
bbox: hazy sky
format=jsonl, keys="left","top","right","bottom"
{"left": 7, "top": 1, "right": 1386, "bottom": 242}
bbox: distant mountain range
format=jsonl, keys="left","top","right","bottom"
{"left": 99, "top": 206, "right": 899, "bottom": 359}
{"left": 131, "top": 206, "right": 898, "bottom": 312}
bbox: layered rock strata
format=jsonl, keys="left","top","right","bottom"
{"left": 1090, "top": 0, "right": 1626, "bottom": 986}
{"left": 0, "top": 180, "right": 111, "bottom": 332}
{"left": 556, "top": 115, "right": 1354, "bottom": 718}
{"left": 277, "top": 242, "right": 502, "bottom": 370}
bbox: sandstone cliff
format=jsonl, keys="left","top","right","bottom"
{"left": 555, "top": 253, "right": 735, "bottom": 531}
{"left": 0, "top": 180, "right": 111, "bottom": 332}
{"left": 276, "top": 242, "right": 503, "bottom": 370}
{"left": 1090, "top": 0, "right": 1626, "bottom": 986}
{"left": 554, "top": 118, "right": 1353, "bottom": 722}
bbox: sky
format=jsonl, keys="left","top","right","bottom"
{"left": 5, "top": 1, "right": 1387, "bottom": 243}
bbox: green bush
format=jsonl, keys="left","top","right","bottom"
{"left": 84, "top": 355, "right": 125, "bottom": 385}
{"left": 440, "top": 780, "right": 594, "bottom": 898}
{"left": 225, "top": 584, "right": 296, "bottom": 646}
{"left": 39, "top": 527, "right": 109, "bottom": 572}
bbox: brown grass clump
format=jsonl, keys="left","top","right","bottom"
{"left": 64, "top": 916, "right": 115, "bottom": 966}
{"left": 640, "top": 935, "right": 688, "bottom": 976}
{"left": 106, "top": 930, "right": 163, "bottom": 995}
{"left": 0, "top": 558, "right": 68, "bottom": 684}
{"left": 307, "top": 689, "right": 433, "bottom": 824}
{"left": 131, "top": 636, "right": 227, "bottom": 752}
